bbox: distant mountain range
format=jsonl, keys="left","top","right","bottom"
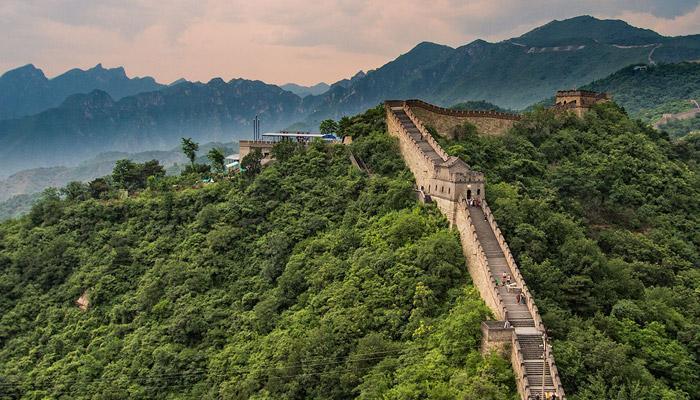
{"left": 301, "top": 16, "right": 700, "bottom": 121}
{"left": 0, "top": 79, "right": 302, "bottom": 174}
{"left": 280, "top": 82, "right": 330, "bottom": 97}
{"left": 0, "top": 63, "right": 164, "bottom": 119}
{"left": 2, "top": 15, "right": 700, "bottom": 176}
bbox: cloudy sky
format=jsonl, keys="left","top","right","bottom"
{"left": 1, "top": 0, "right": 699, "bottom": 85}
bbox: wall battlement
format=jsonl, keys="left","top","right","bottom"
{"left": 404, "top": 99, "right": 522, "bottom": 120}
{"left": 385, "top": 99, "right": 566, "bottom": 400}
{"left": 394, "top": 99, "right": 520, "bottom": 137}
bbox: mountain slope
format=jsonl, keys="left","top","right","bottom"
{"left": 0, "top": 110, "right": 516, "bottom": 398}
{"left": 279, "top": 82, "right": 330, "bottom": 97}
{"left": 582, "top": 62, "right": 700, "bottom": 119}
{"left": 302, "top": 16, "right": 700, "bottom": 118}
{"left": 435, "top": 102, "right": 700, "bottom": 398}
{"left": 0, "top": 63, "right": 164, "bottom": 119}
{"left": 513, "top": 15, "right": 663, "bottom": 46}
{"left": 0, "top": 79, "right": 303, "bottom": 174}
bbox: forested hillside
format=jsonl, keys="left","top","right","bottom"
{"left": 582, "top": 62, "right": 700, "bottom": 122}
{"left": 0, "top": 108, "right": 516, "bottom": 399}
{"left": 437, "top": 104, "right": 700, "bottom": 398}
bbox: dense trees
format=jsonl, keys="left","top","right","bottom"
{"left": 439, "top": 103, "right": 700, "bottom": 399}
{"left": 0, "top": 107, "right": 515, "bottom": 399}
{"left": 207, "top": 148, "right": 226, "bottom": 173}
{"left": 181, "top": 137, "right": 199, "bottom": 166}
{"left": 319, "top": 119, "right": 339, "bottom": 135}
{"left": 3, "top": 99, "right": 694, "bottom": 399}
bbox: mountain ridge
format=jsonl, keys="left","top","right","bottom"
{"left": 2, "top": 15, "right": 700, "bottom": 176}
{"left": 0, "top": 63, "right": 164, "bottom": 119}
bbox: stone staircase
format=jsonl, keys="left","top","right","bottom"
{"left": 470, "top": 206, "right": 557, "bottom": 398}
{"left": 392, "top": 109, "right": 445, "bottom": 164}
{"left": 386, "top": 102, "right": 564, "bottom": 399}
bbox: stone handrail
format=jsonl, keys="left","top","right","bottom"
{"left": 385, "top": 105, "right": 439, "bottom": 173}
{"left": 457, "top": 195, "right": 508, "bottom": 320}
{"left": 405, "top": 99, "right": 521, "bottom": 121}
{"left": 402, "top": 104, "right": 450, "bottom": 162}
{"left": 481, "top": 199, "right": 566, "bottom": 399}
{"left": 512, "top": 333, "right": 532, "bottom": 400}
{"left": 385, "top": 100, "right": 564, "bottom": 399}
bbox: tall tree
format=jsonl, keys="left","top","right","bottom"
{"left": 181, "top": 137, "right": 199, "bottom": 166}
{"left": 207, "top": 148, "right": 226, "bottom": 173}
{"left": 319, "top": 119, "right": 339, "bottom": 135}
{"left": 241, "top": 149, "right": 263, "bottom": 178}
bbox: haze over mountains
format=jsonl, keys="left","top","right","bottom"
{"left": 1, "top": 15, "right": 700, "bottom": 176}
{"left": 0, "top": 63, "right": 164, "bottom": 120}
{"left": 279, "top": 82, "right": 330, "bottom": 97}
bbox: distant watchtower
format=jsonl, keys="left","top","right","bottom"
{"left": 555, "top": 90, "right": 610, "bottom": 117}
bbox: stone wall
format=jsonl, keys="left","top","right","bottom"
{"left": 239, "top": 140, "right": 275, "bottom": 160}
{"left": 482, "top": 200, "right": 567, "bottom": 397}
{"left": 407, "top": 100, "right": 519, "bottom": 137}
{"left": 453, "top": 199, "right": 506, "bottom": 317}
{"left": 481, "top": 321, "right": 513, "bottom": 354}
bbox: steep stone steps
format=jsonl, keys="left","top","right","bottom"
{"left": 510, "top": 319, "right": 536, "bottom": 328}
{"left": 470, "top": 204, "right": 559, "bottom": 398}
{"left": 392, "top": 110, "right": 444, "bottom": 163}
{"left": 387, "top": 102, "right": 564, "bottom": 399}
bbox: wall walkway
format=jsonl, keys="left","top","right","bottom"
{"left": 386, "top": 100, "right": 565, "bottom": 400}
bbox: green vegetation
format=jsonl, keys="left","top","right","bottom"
{"left": 450, "top": 100, "right": 509, "bottom": 113}
{"left": 207, "top": 148, "right": 226, "bottom": 174}
{"left": 181, "top": 137, "right": 200, "bottom": 166}
{"left": 659, "top": 114, "right": 700, "bottom": 139}
{"left": 0, "top": 107, "right": 516, "bottom": 399}
{"left": 439, "top": 103, "right": 700, "bottom": 399}
{"left": 319, "top": 119, "right": 338, "bottom": 134}
{"left": 583, "top": 62, "right": 700, "bottom": 122}
{"left": 0, "top": 193, "right": 41, "bottom": 222}
{"left": 637, "top": 100, "right": 697, "bottom": 124}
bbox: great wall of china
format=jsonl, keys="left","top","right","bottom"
{"left": 385, "top": 99, "right": 567, "bottom": 400}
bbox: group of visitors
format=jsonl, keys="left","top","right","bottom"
{"left": 501, "top": 272, "right": 511, "bottom": 286}
{"left": 467, "top": 197, "right": 481, "bottom": 207}
{"left": 534, "top": 393, "right": 558, "bottom": 400}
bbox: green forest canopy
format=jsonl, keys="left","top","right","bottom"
{"left": 1, "top": 101, "right": 700, "bottom": 399}
{"left": 437, "top": 103, "right": 700, "bottom": 399}
{"left": 0, "top": 106, "right": 516, "bottom": 399}
{"left": 582, "top": 62, "right": 700, "bottom": 123}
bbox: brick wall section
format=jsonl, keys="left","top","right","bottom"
{"left": 385, "top": 100, "right": 566, "bottom": 400}
{"left": 482, "top": 199, "right": 567, "bottom": 397}
{"left": 406, "top": 99, "right": 520, "bottom": 137}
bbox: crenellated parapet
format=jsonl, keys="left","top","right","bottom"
{"left": 385, "top": 99, "right": 566, "bottom": 400}
{"left": 403, "top": 99, "right": 520, "bottom": 137}
{"left": 405, "top": 99, "right": 521, "bottom": 120}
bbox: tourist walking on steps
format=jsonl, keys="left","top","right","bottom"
{"left": 501, "top": 272, "right": 507, "bottom": 286}
{"left": 506, "top": 274, "right": 512, "bottom": 285}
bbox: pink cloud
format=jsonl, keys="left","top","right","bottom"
{"left": 0, "top": 0, "right": 698, "bottom": 86}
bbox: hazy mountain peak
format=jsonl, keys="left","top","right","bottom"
{"left": 514, "top": 15, "right": 663, "bottom": 46}
{"left": 207, "top": 77, "right": 226, "bottom": 85}
{"left": 60, "top": 89, "right": 115, "bottom": 109}
{"left": 280, "top": 82, "right": 330, "bottom": 97}
{"left": 169, "top": 78, "right": 188, "bottom": 86}
{"left": 351, "top": 71, "right": 366, "bottom": 80}
{"left": 1, "top": 64, "right": 46, "bottom": 80}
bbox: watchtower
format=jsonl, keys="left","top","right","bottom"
{"left": 555, "top": 90, "right": 610, "bottom": 117}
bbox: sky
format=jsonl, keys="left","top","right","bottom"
{"left": 1, "top": 0, "right": 699, "bottom": 86}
